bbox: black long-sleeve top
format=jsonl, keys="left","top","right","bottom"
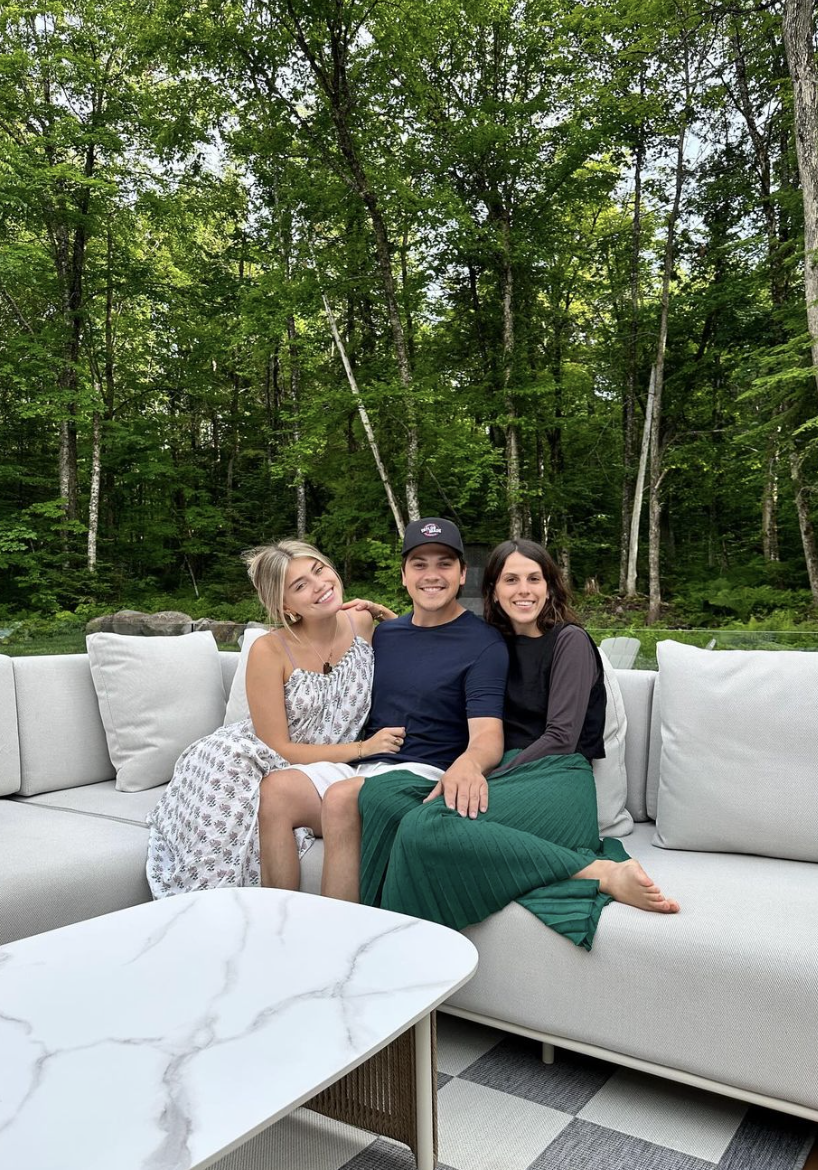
{"left": 495, "top": 624, "right": 606, "bottom": 774}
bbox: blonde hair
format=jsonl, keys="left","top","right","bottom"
{"left": 242, "top": 540, "right": 339, "bottom": 629}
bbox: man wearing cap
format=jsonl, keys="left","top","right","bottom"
{"left": 319, "top": 517, "right": 509, "bottom": 903}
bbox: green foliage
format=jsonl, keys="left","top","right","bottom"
{"left": 0, "top": 0, "right": 817, "bottom": 627}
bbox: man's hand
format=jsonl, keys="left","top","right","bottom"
{"left": 423, "top": 756, "right": 489, "bottom": 819}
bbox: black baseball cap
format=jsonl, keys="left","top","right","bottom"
{"left": 402, "top": 518, "right": 465, "bottom": 558}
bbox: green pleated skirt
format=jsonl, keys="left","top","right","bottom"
{"left": 358, "top": 751, "right": 629, "bottom": 951}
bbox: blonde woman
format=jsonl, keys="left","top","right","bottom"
{"left": 146, "top": 540, "right": 403, "bottom": 897}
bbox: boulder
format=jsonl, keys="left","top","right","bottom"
{"left": 85, "top": 615, "right": 116, "bottom": 634}
{"left": 140, "top": 610, "right": 193, "bottom": 636}
{"left": 106, "top": 610, "right": 193, "bottom": 636}
{"left": 110, "top": 610, "right": 148, "bottom": 636}
{"left": 192, "top": 618, "right": 245, "bottom": 645}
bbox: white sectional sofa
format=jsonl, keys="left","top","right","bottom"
{"left": 1, "top": 637, "right": 817, "bottom": 1133}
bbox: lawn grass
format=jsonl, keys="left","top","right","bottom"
{"left": 0, "top": 631, "right": 89, "bottom": 657}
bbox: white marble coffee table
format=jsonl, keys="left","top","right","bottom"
{"left": 0, "top": 888, "right": 477, "bottom": 1170}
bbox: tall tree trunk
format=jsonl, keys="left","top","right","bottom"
{"left": 625, "top": 365, "right": 655, "bottom": 596}
{"left": 287, "top": 315, "right": 307, "bottom": 538}
{"left": 284, "top": 5, "right": 419, "bottom": 519}
{"left": 499, "top": 216, "right": 522, "bottom": 538}
{"left": 467, "top": 262, "right": 491, "bottom": 373}
{"left": 225, "top": 370, "right": 240, "bottom": 533}
{"left": 400, "top": 223, "right": 416, "bottom": 370}
{"left": 57, "top": 217, "right": 81, "bottom": 532}
{"left": 318, "top": 282, "right": 406, "bottom": 537}
{"left": 100, "top": 220, "right": 116, "bottom": 537}
{"left": 782, "top": 0, "right": 818, "bottom": 400}
{"left": 762, "top": 429, "right": 781, "bottom": 562}
{"left": 54, "top": 127, "right": 95, "bottom": 564}
{"left": 547, "top": 288, "right": 571, "bottom": 568}
{"left": 790, "top": 445, "right": 818, "bottom": 605}
{"left": 647, "top": 111, "right": 688, "bottom": 624}
{"left": 619, "top": 95, "right": 645, "bottom": 593}
{"left": 729, "top": 20, "right": 786, "bottom": 555}
{"left": 87, "top": 411, "right": 101, "bottom": 573}
{"left": 58, "top": 413, "right": 78, "bottom": 521}
{"left": 536, "top": 435, "right": 547, "bottom": 543}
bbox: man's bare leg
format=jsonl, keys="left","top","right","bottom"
{"left": 321, "top": 776, "right": 366, "bottom": 902}
{"left": 258, "top": 768, "right": 322, "bottom": 890}
{"left": 573, "top": 858, "right": 680, "bottom": 913}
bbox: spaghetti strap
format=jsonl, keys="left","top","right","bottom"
{"left": 344, "top": 610, "right": 356, "bottom": 637}
{"left": 270, "top": 629, "right": 297, "bottom": 668}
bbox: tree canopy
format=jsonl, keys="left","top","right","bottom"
{"left": 2, "top": 0, "right": 818, "bottom": 622}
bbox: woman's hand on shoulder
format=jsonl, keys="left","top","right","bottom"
{"left": 341, "top": 598, "right": 398, "bottom": 642}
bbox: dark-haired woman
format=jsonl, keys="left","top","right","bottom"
{"left": 367, "top": 539, "right": 678, "bottom": 950}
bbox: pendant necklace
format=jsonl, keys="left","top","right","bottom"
{"left": 299, "top": 622, "right": 338, "bottom": 675}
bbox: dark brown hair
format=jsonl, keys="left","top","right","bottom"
{"left": 482, "top": 539, "right": 578, "bottom": 635}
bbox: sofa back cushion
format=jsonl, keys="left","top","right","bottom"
{"left": 593, "top": 653, "right": 634, "bottom": 837}
{"left": 223, "top": 626, "right": 270, "bottom": 725}
{"left": 87, "top": 632, "right": 226, "bottom": 792}
{"left": 0, "top": 654, "right": 22, "bottom": 795}
{"left": 614, "top": 668, "right": 654, "bottom": 822}
{"left": 13, "top": 654, "right": 114, "bottom": 795}
{"left": 646, "top": 677, "right": 662, "bottom": 821}
{"left": 219, "top": 651, "right": 239, "bottom": 699}
{"left": 653, "top": 639, "right": 818, "bottom": 861}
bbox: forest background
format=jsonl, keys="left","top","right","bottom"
{"left": 3, "top": 0, "right": 818, "bottom": 647}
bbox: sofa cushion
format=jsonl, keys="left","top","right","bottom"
{"left": 593, "top": 653, "right": 633, "bottom": 837}
{"left": 87, "top": 632, "right": 226, "bottom": 792}
{"left": 646, "top": 676, "right": 662, "bottom": 821}
{"left": 13, "top": 654, "right": 115, "bottom": 796}
{"left": 613, "top": 668, "right": 654, "bottom": 822}
{"left": 444, "top": 821, "right": 818, "bottom": 1114}
{"left": 219, "top": 651, "right": 240, "bottom": 700}
{"left": 0, "top": 654, "right": 21, "bottom": 796}
{"left": 653, "top": 640, "right": 818, "bottom": 861}
{"left": 14, "top": 780, "right": 167, "bottom": 827}
{"left": 0, "top": 800, "right": 152, "bottom": 945}
{"left": 224, "top": 627, "right": 270, "bottom": 725}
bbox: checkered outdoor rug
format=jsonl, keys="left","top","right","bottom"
{"left": 221, "top": 1016, "right": 816, "bottom": 1170}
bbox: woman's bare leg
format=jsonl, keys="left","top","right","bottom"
{"left": 321, "top": 776, "right": 366, "bottom": 902}
{"left": 258, "top": 768, "right": 322, "bottom": 890}
{"left": 573, "top": 858, "right": 680, "bottom": 913}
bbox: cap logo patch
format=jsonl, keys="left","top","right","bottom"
{"left": 420, "top": 523, "right": 442, "bottom": 537}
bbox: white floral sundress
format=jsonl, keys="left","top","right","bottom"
{"left": 146, "top": 635, "right": 373, "bottom": 898}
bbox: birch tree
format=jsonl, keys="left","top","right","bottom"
{"left": 782, "top": 0, "right": 818, "bottom": 400}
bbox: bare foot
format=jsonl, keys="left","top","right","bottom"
{"left": 598, "top": 859, "right": 680, "bottom": 914}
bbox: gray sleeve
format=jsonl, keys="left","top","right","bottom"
{"left": 492, "top": 626, "right": 598, "bottom": 774}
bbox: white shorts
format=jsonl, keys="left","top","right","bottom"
{"left": 294, "top": 759, "right": 443, "bottom": 799}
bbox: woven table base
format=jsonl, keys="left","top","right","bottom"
{"left": 306, "top": 1012, "right": 438, "bottom": 1166}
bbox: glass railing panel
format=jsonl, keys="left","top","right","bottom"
{"left": 589, "top": 629, "right": 818, "bottom": 671}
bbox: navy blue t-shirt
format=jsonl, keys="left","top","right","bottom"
{"left": 364, "top": 610, "right": 509, "bottom": 769}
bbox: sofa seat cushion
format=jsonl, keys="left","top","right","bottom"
{"left": 12, "top": 781, "right": 167, "bottom": 828}
{"left": 442, "top": 823, "right": 818, "bottom": 1113}
{"left": 0, "top": 801, "right": 152, "bottom": 945}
